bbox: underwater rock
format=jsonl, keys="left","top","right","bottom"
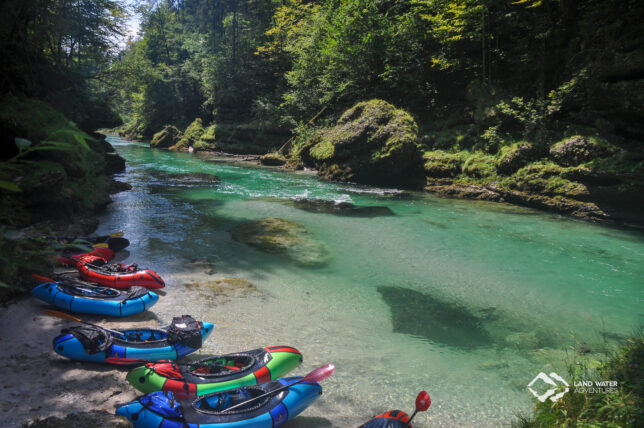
{"left": 504, "top": 332, "right": 539, "bottom": 350}
{"left": 377, "top": 286, "right": 494, "bottom": 349}
{"left": 283, "top": 198, "right": 394, "bottom": 217}
{"left": 185, "top": 278, "right": 262, "bottom": 297}
{"left": 231, "top": 217, "right": 330, "bottom": 267}
{"left": 150, "top": 170, "right": 220, "bottom": 186}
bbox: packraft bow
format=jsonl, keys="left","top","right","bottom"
{"left": 116, "top": 376, "right": 322, "bottom": 428}
{"left": 359, "top": 410, "right": 413, "bottom": 428}
{"left": 78, "top": 262, "right": 165, "bottom": 289}
{"left": 55, "top": 246, "right": 114, "bottom": 267}
{"left": 32, "top": 278, "right": 158, "bottom": 317}
{"left": 127, "top": 346, "right": 303, "bottom": 398}
{"left": 52, "top": 315, "right": 213, "bottom": 363}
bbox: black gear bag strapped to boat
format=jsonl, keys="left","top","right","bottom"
{"left": 166, "top": 315, "right": 202, "bottom": 349}
{"left": 63, "top": 325, "right": 112, "bottom": 354}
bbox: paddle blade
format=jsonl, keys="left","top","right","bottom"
{"left": 32, "top": 274, "right": 56, "bottom": 283}
{"left": 93, "top": 243, "right": 109, "bottom": 248}
{"left": 44, "top": 309, "right": 81, "bottom": 323}
{"left": 302, "top": 363, "right": 335, "bottom": 383}
{"left": 109, "top": 232, "right": 124, "bottom": 238}
{"left": 415, "top": 391, "right": 431, "bottom": 412}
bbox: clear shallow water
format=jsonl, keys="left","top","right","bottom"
{"left": 99, "top": 137, "right": 644, "bottom": 427}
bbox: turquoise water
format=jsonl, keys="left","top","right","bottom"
{"left": 100, "top": 137, "right": 644, "bottom": 427}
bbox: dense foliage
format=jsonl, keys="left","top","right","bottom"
{"left": 112, "top": 0, "right": 644, "bottom": 152}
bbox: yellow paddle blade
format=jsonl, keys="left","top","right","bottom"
{"left": 44, "top": 309, "right": 82, "bottom": 323}
{"left": 109, "top": 232, "right": 124, "bottom": 238}
{"left": 93, "top": 243, "right": 109, "bottom": 248}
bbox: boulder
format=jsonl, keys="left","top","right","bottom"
{"left": 185, "top": 278, "right": 261, "bottom": 297}
{"left": 104, "top": 152, "right": 126, "bottom": 174}
{"left": 260, "top": 152, "right": 287, "bottom": 166}
{"left": 170, "top": 119, "right": 204, "bottom": 151}
{"left": 151, "top": 125, "right": 182, "bottom": 148}
{"left": 496, "top": 142, "right": 539, "bottom": 175}
{"left": 549, "top": 136, "right": 612, "bottom": 167}
{"left": 301, "top": 99, "right": 423, "bottom": 186}
{"left": 231, "top": 217, "right": 330, "bottom": 267}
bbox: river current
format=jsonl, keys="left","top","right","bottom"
{"left": 98, "top": 136, "right": 644, "bottom": 427}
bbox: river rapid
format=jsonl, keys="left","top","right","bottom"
{"left": 98, "top": 136, "right": 644, "bottom": 427}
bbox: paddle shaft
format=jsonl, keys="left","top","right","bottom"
{"left": 223, "top": 378, "right": 305, "bottom": 412}
{"left": 44, "top": 310, "right": 127, "bottom": 339}
{"left": 405, "top": 410, "right": 418, "bottom": 427}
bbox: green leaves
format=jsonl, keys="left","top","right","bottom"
{"left": 0, "top": 180, "right": 21, "bottom": 192}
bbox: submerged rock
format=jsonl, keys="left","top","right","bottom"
{"left": 377, "top": 286, "right": 494, "bottom": 349}
{"left": 300, "top": 99, "right": 423, "bottom": 186}
{"left": 504, "top": 332, "right": 539, "bottom": 350}
{"left": 231, "top": 217, "right": 330, "bottom": 267}
{"left": 185, "top": 277, "right": 261, "bottom": 297}
{"left": 285, "top": 198, "right": 394, "bottom": 217}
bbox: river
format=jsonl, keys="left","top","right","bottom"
{"left": 97, "top": 136, "right": 644, "bottom": 427}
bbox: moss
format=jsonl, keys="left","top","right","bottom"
{"left": 309, "top": 138, "right": 334, "bottom": 160}
{"left": 549, "top": 135, "right": 617, "bottom": 167}
{"left": 171, "top": 118, "right": 205, "bottom": 151}
{"left": 298, "top": 99, "right": 423, "bottom": 186}
{"left": 462, "top": 152, "right": 497, "bottom": 178}
{"left": 500, "top": 162, "right": 588, "bottom": 197}
{"left": 193, "top": 124, "right": 217, "bottom": 150}
{"left": 423, "top": 150, "right": 465, "bottom": 178}
{"left": 150, "top": 125, "right": 181, "bottom": 148}
{"left": 420, "top": 125, "right": 476, "bottom": 151}
{"left": 495, "top": 141, "right": 540, "bottom": 175}
{"left": 259, "top": 152, "right": 286, "bottom": 166}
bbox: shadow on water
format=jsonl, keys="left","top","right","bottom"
{"left": 377, "top": 286, "right": 494, "bottom": 349}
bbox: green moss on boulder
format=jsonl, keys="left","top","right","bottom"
{"left": 423, "top": 151, "right": 464, "bottom": 178}
{"left": 462, "top": 152, "right": 496, "bottom": 178}
{"left": 495, "top": 142, "right": 540, "bottom": 175}
{"left": 170, "top": 118, "right": 205, "bottom": 151}
{"left": 151, "top": 125, "right": 182, "bottom": 148}
{"left": 501, "top": 162, "right": 589, "bottom": 198}
{"left": 260, "top": 152, "right": 287, "bottom": 166}
{"left": 549, "top": 135, "right": 614, "bottom": 167}
{"left": 300, "top": 100, "right": 423, "bottom": 186}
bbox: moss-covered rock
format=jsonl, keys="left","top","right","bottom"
{"left": 300, "top": 99, "right": 423, "bottom": 186}
{"left": 495, "top": 142, "right": 540, "bottom": 175}
{"left": 170, "top": 118, "right": 205, "bottom": 151}
{"left": 231, "top": 217, "right": 330, "bottom": 267}
{"left": 260, "top": 152, "right": 287, "bottom": 166}
{"left": 502, "top": 162, "right": 589, "bottom": 198}
{"left": 423, "top": 151, "right": 464, "bottom": 178}
{"left": 150, "top": 125, "right": 182, "bottom": 148}
{"left": 0, "top": 97, "right": 121, "bottom": 227}
{"left": 549, "top": 135, "right": 614, "bottom": 167}
{"left": 462, "top": 152, "right": 497, "bottom": 178}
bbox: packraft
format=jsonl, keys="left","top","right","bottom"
{"left": 78, "top": 262, "right": 165, "bottom": 289}
{"left": 359, "top": 410, "right": 413, "bottom": 428}
{"left": 48, "top": 234, "right": 130, "bottom": 252}
{"left": 116, "top": 376, "right": 322, "bottom": 428}
{"left": 55, "top": 246, "right": 114, "bottom": 267}
{"left": 52, "top": 315, "right": 213, "bottom": 363}
{"left": 127, "top": 346, "right": 303, "bottom": 398}
{"left": 31, "top": 278, "right": 159, "bottom": 317}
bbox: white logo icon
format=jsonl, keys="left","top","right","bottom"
{"left": 527, "top": 372, "right": 570, "bottom": 402}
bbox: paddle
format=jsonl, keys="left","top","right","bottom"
{"left": 44, "top": 309, "right": 127, "bottom": 339}
{"left": 405, "top": 391, "right": 431, "bottom": 427}
{"left": 223, "top": 363, "right": 335, "bottom": 413}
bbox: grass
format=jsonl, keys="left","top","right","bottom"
{"left": 515, "top": 330, "right": 644, "bottom": 427}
